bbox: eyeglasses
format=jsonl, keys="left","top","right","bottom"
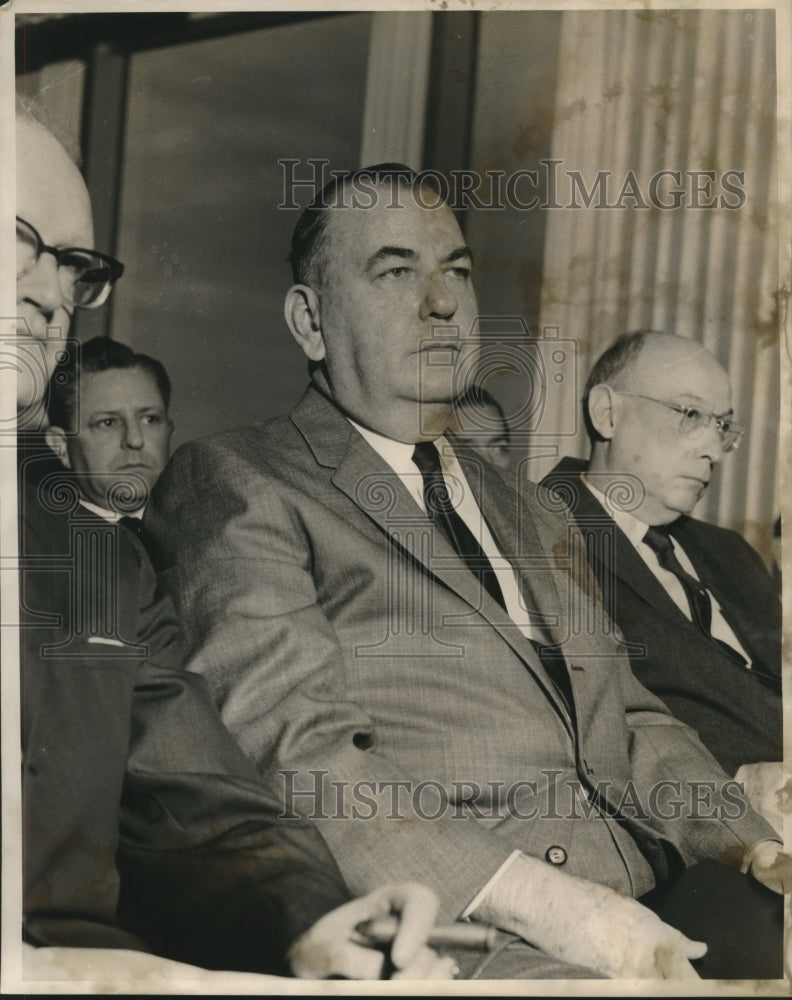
{"left": 16, "top": 216, "right": 125, "bottom": 309}
{"left": 610, "top": 390, "right": 744, "bottom": 453}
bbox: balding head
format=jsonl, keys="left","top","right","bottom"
{"left": 585, "top": 331, "right": 737, "bottom": 525}
{"left": 16, "top": 107, "right": 94, "bottom": 412}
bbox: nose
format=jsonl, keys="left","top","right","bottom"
{"left": 18, "top": 253, "right": 65, "bottom": 323}
{"left": 698, "top": 419, "right": 726, "bottom": 464}
{"left": 122, "top": 420, "right": 145, "bottom": 450}
{"left": 418, "top": 271, "right": 458, "bottom": 322}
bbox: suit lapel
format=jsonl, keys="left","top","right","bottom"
{"left": 293, "top": 388, "right": 507, "bottom": 621}
{"left": 671, "top": 518, "right": 780, "bottom": 681}
{"left": 454, "top": 449, "right": 577, "bottom": 721}
{"left": 291, "top": 388, "right": 572, "bottom": 722}
{"left": 568, "top": 475, "right": 692, "bottom": 623}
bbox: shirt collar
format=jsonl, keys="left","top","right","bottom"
{"left": 348, "top": 418, "right": 451, "bottom": 477}
{"left": 79, "top": 498, "right": 145, "bottom": 523}
{"left": 580, "top": 472, "right": 657, "bottom": 548}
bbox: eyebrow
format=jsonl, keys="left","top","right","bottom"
{"left": 364, "top": 244, "right": 475, "bottom": 273}
{"left": 446, "top": 246, "right": 475, "bottom": 266}
{"left": 673, "top": 395, "right": 734, "bottom": 418}
{"left": 88, "top": 405, "right": 165, "bottom": 418}
{"left": 364, "top": 246, "right": 416, "bottom": 273}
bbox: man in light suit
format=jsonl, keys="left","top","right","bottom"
{"left": 540, "top": 331, "right": 781, "bottom": 812}
{"left": 147, "top": 165, "right": 790, "bottom": 980}
{"left": 14, "top": 103, "right": 451, "bottom": 985}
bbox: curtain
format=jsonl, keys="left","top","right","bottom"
{"left": 535, "top": 9, "right": 780, "bottom": 561}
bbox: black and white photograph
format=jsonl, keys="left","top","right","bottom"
{"left": 2, "top": 0, "right": 790, "bottom": 993}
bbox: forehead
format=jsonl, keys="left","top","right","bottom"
{"left": 323, "top": 183, "right": 464, "bottom": 270}
{"left": 17, "top": 120, "right": 93, "bottom": 247}
{"left": 79, "top": 367, "right": 165, "bottom": 412}
{"left": 623, "top": 337, "right": 731, "bottom": 406}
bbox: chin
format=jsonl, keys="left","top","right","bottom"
{"left": 667, "top": 496, "right": 702, "bottom": 519}
{"left": 414, "top": 378, "right": 456, "bottom": 406}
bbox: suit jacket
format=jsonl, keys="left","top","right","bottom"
{"left": 146, "top": 385, "right": 775, "bottom": 923}
{"left": 20, "top": 473, "right": 347, "bottom": 973}
{"left": 540, "top": 457, "right": 781, "bottom": 775}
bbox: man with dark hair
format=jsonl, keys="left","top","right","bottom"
{"left": 14, "top": 109, "right": 451, "bottom": 986}
{"left": 44, "top": 336, "right": 173, "bottom": 524}
{"left": 541, "top": 330, "right": 781, "bottom": 807}
{"left": 148, "top": 166, "right": 789, "bottom": 981}
{"left": 449, "top": 384, "right": 512, "bottom": 471}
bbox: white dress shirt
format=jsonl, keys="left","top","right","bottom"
{"left": 350, "top": 421, "right": 542, "bottom": 641}
{"left": 79, "top": 498, "right": 145, "bottom": 523}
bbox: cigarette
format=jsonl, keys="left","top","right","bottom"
{"left": 355, "top": 918, "right": 499, "bottom": 950}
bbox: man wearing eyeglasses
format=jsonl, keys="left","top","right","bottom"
{"left": 13, "top": 100, "right": 455, "bottom": 986}
{"left": 541, "top": 331, "right": 781, "bottom": 812}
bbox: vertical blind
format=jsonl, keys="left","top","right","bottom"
{"left": 536, "top": 9, "right": 780, "bottom": 560}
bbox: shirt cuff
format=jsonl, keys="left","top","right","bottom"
{"left": 461, "top": 850, "right": 523, "bottom": 920}
{"left": 739, "top": 838, "right": 784, "bottom": 874}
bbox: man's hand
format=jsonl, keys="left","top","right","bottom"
{"left": 472, "top": 853, "right": 706, "bottom": 979}
{"left": 288, "top": 882, "right": 458, "bottom": 980}
{"left": 734, "top": 761, "right": 784, "bottom": 836}
{"left": 747, "top": 842, "right": 792, "bottom": 894}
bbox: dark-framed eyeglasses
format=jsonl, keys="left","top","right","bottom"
{"left": 610, "top": 389, "right": 744, "bottom": 453}
{"left": 16, "top": 216, "right": 125, "bottom": 309}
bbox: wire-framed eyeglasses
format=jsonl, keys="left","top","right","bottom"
{"left": 16, "top": 216, "right": 125, "bottom": 309}
{"left": 610, "top": 390, "right": 744, "bottom": 453}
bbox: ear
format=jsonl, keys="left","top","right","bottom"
{"left": 587, "top": 384, "right": 618, "bottom": 440}
{"left": 44, "top": 426, "right": 72, "bottom": 469}
{"left": 284, "top": 285, "right": 326, "bottom": 362}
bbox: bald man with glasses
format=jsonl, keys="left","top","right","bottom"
{"left": 542, "top": 331, "right": 781, "bottom": 816}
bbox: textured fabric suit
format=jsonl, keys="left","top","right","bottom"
{"left": 541, "top": 457, "right": 781, "bottom": 776}
{"left": 146, "top": 386, "right": 775, "bottom": 932}
{"left": 20, "top": 471, "right": 347, "bottom": 974}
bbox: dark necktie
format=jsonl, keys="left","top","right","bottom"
{"left": 643, "top": 524, "right": 747, "bottom": 666}
{"left": 643, "top": 525, "right": 711, "bottom": 633}
{"left": 412, "top": 441, "right": 572, "bottom": 710}
{"left": 412, "top": 440, "right": 506, "bottom": 611}
{"left": 119, "top": 516, "right": 143, "bottom": 536}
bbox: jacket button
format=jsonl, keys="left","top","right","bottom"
{"left": 353, "top": 732, "right": 375, "bottom": 750}
{"left": 545, "top": 845, "right": 567, "bottom": 865}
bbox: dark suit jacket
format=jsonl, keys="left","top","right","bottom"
{"left": 540, "top": 457, "right": 781, "bottom": 775}
{"left": 20, "top": 473, "right": 347, "bottom": 973}
{"left": 146, "top": 385, "right": 774, "bottom": 923}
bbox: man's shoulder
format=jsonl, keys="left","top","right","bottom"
{"left": 22, "top": 478, "right": 136, "bottom": 556}
{"left": 164, "top": 414, "right": 307, "bottom": 486}
{"left": 165, "top": 387, "right": 345, "bottom": 481}
{"left": 538, "top": 456, "right": 602, "bottom": 519}
{"left": 671, "top": 514, "right": 765, "bottom": 563}
{"left": 471, "top": 457, "right": 578, "bottom": 543}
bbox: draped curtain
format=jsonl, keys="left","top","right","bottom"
{"left": 535, "top": 9, "right": 780, "bottom": 560}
